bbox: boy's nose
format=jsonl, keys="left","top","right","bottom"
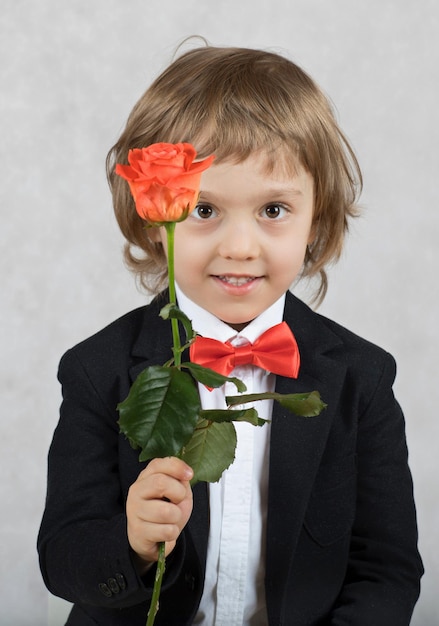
{"left": 218, "top": 220, "right": 259, "bottom": 260}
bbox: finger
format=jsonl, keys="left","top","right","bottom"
{"left": 134, "top": 519, "right": 182, "bottom": 545}
{"left": 134, "top": 498, "right": 184, "bottom": 526}
{"left": 141, "top": 457, "right": 193, "bottom": 482}
{"left": 134, "top": 460, "right": 193, "bottom": 503}
{"left": 132, "top": 472, "right": 188, "bottom": 505}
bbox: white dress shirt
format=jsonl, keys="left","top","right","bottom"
{"left": 175, "top": 285, "right": 286, "bottom": 625}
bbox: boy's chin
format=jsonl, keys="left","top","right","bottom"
{"left": 221, "top": 318, "right": 254, "bottom": 332}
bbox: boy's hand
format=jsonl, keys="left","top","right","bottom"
{"left": 126, "top": 457, "right": 194, "bottom": 572}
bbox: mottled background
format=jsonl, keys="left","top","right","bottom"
{"left": 1, "top": 1, "right": 437, "bottom": 624}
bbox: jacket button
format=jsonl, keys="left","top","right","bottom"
{"left": 115, "top": 572, "right": 127, "bottom": 590}
{"left": 107, "top": 578, "right": 120, "bottom": 594}
{"left": 98, "top": 583, "right": 112, "bottom": 597}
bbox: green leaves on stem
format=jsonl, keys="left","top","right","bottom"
{"left": 226, "top": 390, "right": 326, "bottom": 418}
{"left": 118, "top": 357, "right": 326, "bottom": 484}
{"left": 117, "top": 360, "right": 253, "bottom": 483}
{"left": 118, "top": 366, "right": 200, "bottom": 461}
{"left": 180, "top": 419, "right": 237, "bottom": 484}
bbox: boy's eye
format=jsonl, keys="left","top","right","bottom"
{"left": 263, "top": 204, "right": 287, "bottom": 219}
{"left": 192, "top": 203, "right": 216, "bottom": 219}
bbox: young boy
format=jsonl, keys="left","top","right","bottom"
{"left": 38, "top": 46, "right": 423, "bottom": 625}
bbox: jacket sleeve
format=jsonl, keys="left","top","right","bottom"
{"left": 37, "top": 347, "right": 188, "bottom": 611}
{"left": 331, "top": 352, "right": 423, "bottom": 625}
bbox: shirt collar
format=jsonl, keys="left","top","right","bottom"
{"left": 175, "top": 283, "right": 286, "bottom": 344}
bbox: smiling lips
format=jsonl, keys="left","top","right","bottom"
{"left": 216, "top": 275, "right": 259, "bottom": 286}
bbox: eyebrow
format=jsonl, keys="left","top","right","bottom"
{"left": 199, "top": 185, "right": 305, "bottom": 198}
{"left": 263, "top": 185, "right": 304, "bottom": 196}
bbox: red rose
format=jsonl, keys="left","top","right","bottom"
{"left": 115, "top": 143, "right": 215, "bottom": 223}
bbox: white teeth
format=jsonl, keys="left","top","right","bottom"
{"left": 220, "top": 276, "right": 254, "bottom": 286}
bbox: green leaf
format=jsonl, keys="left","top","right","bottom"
{"left": 225, "top": 390, "right": 327, "bottom": 417}
{"left": 234, "top": 410, "right": 269, "bottom": 426}
{"left": 180, "top": 419, "right": 237, "bottom": 484}
{"left": 159, "top": 303, "right": 196, "bottom": 343}
{"left": 182, "top": 362, "right": 247, "bottom": 392}
{"left": 117, "top": 365, "right": 201, "bottom": 461}
{"left": 199, "top": 408, "right": 268, "bottom": 427}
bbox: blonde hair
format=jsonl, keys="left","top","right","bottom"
{"left": 106, "top": 45, "right": 361, "bottom": 303}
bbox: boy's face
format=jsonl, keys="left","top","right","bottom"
{"left": 152, "top": 152, "right": 314, "bottom": 330}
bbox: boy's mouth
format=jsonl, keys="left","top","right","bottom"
{"left": 216, "top": 275, "right": 257, "bottom": 286}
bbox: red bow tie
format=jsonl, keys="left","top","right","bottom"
{"left": 189, "top": 321, "right": 300, "bottom": 378}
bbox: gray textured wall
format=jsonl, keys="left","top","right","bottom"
{"left": 1, "top": 1, "right": 437, "bottom": 624}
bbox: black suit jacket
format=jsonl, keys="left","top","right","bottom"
{"left": 38, "top": 291, "right": 423, "bottom": 625}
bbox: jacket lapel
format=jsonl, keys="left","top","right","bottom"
{"left": 128, "top": 292, "right": 174, "bottom": 382}
{"left": 265, "top": 292, "right": 346, "bottom": 621}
